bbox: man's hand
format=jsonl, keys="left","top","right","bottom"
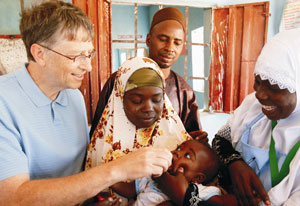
{"left": 111, "top": 147, "right": 172, "bottom": 182}
{"left": 189, "top": 130, "right": 208, "bottom": 142}
{"left": 228, "top": 160, "right": 270, "bottom": 206}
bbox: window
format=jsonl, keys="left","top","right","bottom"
{"left": 111, "top": 3, "right": 211, "bottom": 109}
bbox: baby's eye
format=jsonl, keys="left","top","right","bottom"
{"left": 185, "top": 153, "right": 191, "bottom": 159}
{"left": 176, "top": 147, "right": 181, "bottom": 151}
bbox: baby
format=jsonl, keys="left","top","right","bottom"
{"left": 110, "top": 140, "right": 236, "bottom": 206}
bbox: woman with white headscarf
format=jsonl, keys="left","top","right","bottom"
{"left": 212, "top": 28, "right": 300, "bottom": 206}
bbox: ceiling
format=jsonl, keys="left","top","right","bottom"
{"left": 111, "top": 0, "right": 218, "bottom": 8}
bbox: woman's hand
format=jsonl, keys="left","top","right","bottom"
{"left": 189, "top": 130, "right": 208, "bottom": 142}
{"left": 228, "top": 160, "right": 270, "bottom": 206}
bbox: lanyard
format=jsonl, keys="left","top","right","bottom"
{"left": 269, "top": 120, "right": 300, "bottom": 187}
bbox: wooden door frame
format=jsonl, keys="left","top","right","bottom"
{"left": 73, "top": 0, "right": 112, "bottom": 124}
{"left": 209, "top": 1, "right": 269, "bottom": 113}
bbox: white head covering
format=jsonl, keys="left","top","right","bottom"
{"left": 230, "top": 28, "right": 300, "bottom": 150}
{"left": 254, "top": 28, "right": 299, "bottom": 98}
{"left": 228, "top": 28, "right": 300, "bottom": 204}
{"left": 86, "top": 57, "right": 190, "bottom": 168}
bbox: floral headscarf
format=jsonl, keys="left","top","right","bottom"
{"left": 86, "top": 57, "right": 191, "bottom": 169}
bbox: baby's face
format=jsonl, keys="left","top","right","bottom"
{"left": 169, "top": 140, "right": 206, "bottom": 182}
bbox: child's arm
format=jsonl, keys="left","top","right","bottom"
{"left": 153, "top": 171, "right": 188, "bottom": 205}
{"left": 110, "top": 181, "right": 136, "bottom": 199}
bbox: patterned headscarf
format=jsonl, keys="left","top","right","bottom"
{"left": 125, "top": 67, "right": 163, "bottom": 92}
{"left": 86, "top": 57, "right": 190, "bottom": 169}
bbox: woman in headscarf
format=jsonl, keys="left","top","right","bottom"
{"left": 86, "top": 56, "right": 190, "bottom": 168}
{"left": 212, "top": 28, "right": 300, "bottom": 206}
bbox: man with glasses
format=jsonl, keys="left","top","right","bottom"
{"left": 37, "top": 44, "right": 97, "bottom": 65}
{"left": 0, "top": 1, "right": 172, "bottom": 205}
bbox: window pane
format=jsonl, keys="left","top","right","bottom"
{"left": 112, "top": 45, "right": 134, "bottom": 72}
{"left": 191, "top": 27, "right": 205, "bottom": 92}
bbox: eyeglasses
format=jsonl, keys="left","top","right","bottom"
{"left": 37, "top": 44, "right": 96, "bottom": 64}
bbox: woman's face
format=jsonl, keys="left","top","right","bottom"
{"left": 123, "top": 86, "right": 164, "bottom": 128}
{"left": 254, "top": 75, "right": 297, "bottom": 120}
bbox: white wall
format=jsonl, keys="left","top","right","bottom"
{"left": 200, "top": 112, "right": 231, "bottom": 143}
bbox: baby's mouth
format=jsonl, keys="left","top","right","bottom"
{"left": 168, "top": 166, "right": 184, "bottom": 176}
{"left": 177, "top": 167, "right": 184, "bottom": 174}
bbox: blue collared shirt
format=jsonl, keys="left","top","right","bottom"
{"left": 0, "top": 64, "right": 89, "bottom": 180}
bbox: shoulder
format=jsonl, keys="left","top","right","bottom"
{"left": 111, "top": 71, "right": 118, "bottom": 78}
{"left": 233, "top": 93, "right": 261, "bottom": 117}
{"left": 0, "top": 65, "right": 30, "bottom": 96}
{"left": 102, "top": 71, "right": 118, "bottom": 90}
{"left": 107, "top": 71, "right": 117, "bottom": 82}
{"left": 169, "top": 71, "right": 193, "bottom": 92}
{"left": 227, "top": 93, "right": 262, "bottom": 143}
{"left": 0, "top": 72, "right": 22, "bottom": 105}
{"left": 0, "top": 72, "right": 17, "bottom": 90}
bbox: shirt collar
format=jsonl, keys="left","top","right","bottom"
{"left": 56, "top": 89, "right": 68, "bottom": 106}
{"left": 16, "top": 64, "right": 68, "bottom": 107}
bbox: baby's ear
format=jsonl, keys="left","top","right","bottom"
{"left": 192, "top": 173, "right": 206, "bottom": 184}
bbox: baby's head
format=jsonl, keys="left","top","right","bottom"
{"left": 169, "top": 140, "right": 220, "bottom": 185}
